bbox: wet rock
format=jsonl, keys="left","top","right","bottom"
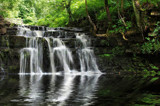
{"left": 0, "top": 35, "right": 26, "bottom": 48}
{"left": 0, "top": 48, "right": 20, "bottom": 73}
{"left": 54, "top": 27, "right": 85, "bottom": 32}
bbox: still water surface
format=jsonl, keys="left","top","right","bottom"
{"left": 0, "top": 74, "right": 160, "bottom": 106}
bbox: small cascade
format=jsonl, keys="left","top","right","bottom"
{"left": 52, "top": 38, "right": 74, "bottom": 73}
{"left": 19, "top": 26, "right": 44, "bottom": 74}
{"left": 45, "top": 37, "right": 74, "bottom": 73}
{"left": 76, "top": 33, "right": 101, "bottom": 73}
{"left": 44, "top": 37, "right": 56, "bottom": 73}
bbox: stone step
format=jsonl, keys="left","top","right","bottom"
{"left": 50, "top": 27, "right": 85, "bottom": 32}
{"left": 5, "top": 26, "right": 90, "bottom": 38}
{"left": 6, "top": 29, "right": 17, "bottom": 35}
{"left": 0, "top": 35, "right": 26, "bottom": 48}
{"left": 44, "top": 31, "right": 76, "bottom": 38}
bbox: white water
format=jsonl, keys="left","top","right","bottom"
{"left": 52, "top": 38, "right": 74, "bottom": 73}
{"left": 44, "top": 37, "right": 56, "bottom": 73}
{"left": 76, "top": 33, "right": 101, "bottom": 73}
{"left": 18, "top": 26, "right": 101, "bottom": 74}
{"left": 19, "top": 27, "right": 43, "bottom": 74}
{"left": 44, "top": 37, "right": 74, "bottom": 73}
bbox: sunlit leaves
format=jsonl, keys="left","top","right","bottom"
{"left": 1, "top": 0, "right": 160, "bottom": 27}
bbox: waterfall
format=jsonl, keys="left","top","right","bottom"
{"left": 44, "top": 37, "right": 74, "bottom": 73}
{"left": 52, "top": 38, "right": 74, "bottom": 73}
{"left": 18, "top": 26, "right": 101, "bottom": 74}
{"left": 44, "top": 37, "right": 56, "bottom": 73}
{"left": 19, "top": 27, "right": 44, "bottom": 74}
{"left": 76, "top": 33, "right": 101, "bottom": 74}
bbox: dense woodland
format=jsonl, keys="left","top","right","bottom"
{"left": 0, "top": 0, "right": 159, "bottom": 27}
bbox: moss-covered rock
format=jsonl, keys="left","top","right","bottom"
{"left": 0, "top": 48, "right": 20, "bottom": 73}
{"left": 0, "top": 35, "right": 26, "bottom": 48}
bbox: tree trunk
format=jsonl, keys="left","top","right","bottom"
{"left": 132, "top": 0, "right": 141, "bottom": 28}
{"left": 66, "top": 0, "right": 72, "bottom": 24}
{"left": 104, "top": 0, "right": 111, "bottom": 23}
{"left": 121, "top": 0, "right": 124, "bottom": 14}
{"left": 117, "top": 0, "right": 126, "bottom": 27}
{"left": 85, "top": 0, "right": 97, "bottom": 35}
{"left": 132, "top": 0, "right": 144, "bottom": 40}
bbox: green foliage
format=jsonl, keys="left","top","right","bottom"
{"left": 149, "top": 64, "right": 159, "bottom": 70}
{"left": 111, "top": 46, "right": 125, "bottom": 56}
{"left": 102, "top": 54, "right": 112, "bottom": 57}
{"left": 1, "top": 0, "right": 160, "bottom": 28}
{"left": 109, "top": 21, "right": 132, "bottom": 33}
{"left": 150, "top": 77, "right": 159, "bottom": 83}
{"left": 136, "top": 94, "right": 160, "bottom": 105}
{"left": 141, "top": 41, "right": 153, "bottom": 54}
{"left": 140, "top": 0, "right": 160, "bottom": 6}
{"left": 141, "top": 23, "right": 160, "bottom": 54}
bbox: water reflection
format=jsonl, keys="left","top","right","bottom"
{"left": 18, "top": 74, "right": 101, "bottom": 106}
{"left": 19, "top": 75, "right": 44, "bottom": 106}
{"left": 47, "top": 74, "right": 75, "bottom": 106}
{"left": 75, "top": 75, "right": 101, "bottom": 106}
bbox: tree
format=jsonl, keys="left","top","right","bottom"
{"left": 132, "top": 0, "right": 141, "bottom": 28}
{"left": 117, "top": 0, "right": 128, "bottom": 40}
{"left": 121, "top": 0, "right": 124, "bottom": 14}
{"left": 104, "top": 0, "right": 111, "bottom": 24}
{"left": 85, "top": 0, "right": 97, "bottom": 35}
{"left": 132, "top": 0, "right": 144, "bottom": 40}
{"left": 62, "top": 0, "right": 73, "bottom": 24}
{"left": 117, "top": 0, "right": 126, "bottom": 27}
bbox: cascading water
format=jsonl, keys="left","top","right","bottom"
{"left": 44, "top": 37, "right": 74, "bottom": 73}
{"left": 18, "top": 27, "right": 43, "bottom": 74}
{"left": 76, "top": 33, "right": 101, "bottom": 73}
{"left": 18, "top": 26, "right": 101, "bottom": 74}
{"left": 44, "top": 37, "right": 56, "bottom": 73}
{"left": 52, "top": 38, "right": 74, "bottom": 73}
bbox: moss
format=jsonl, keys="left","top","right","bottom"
{"left": 0, "top": 36, "right": 9, "bottom": 47}
{"left": 8, "top": 35, "right": 26, "bottom": 48}
{"left": 0, "top": 35, "right": 26, "bottom": 48}
{"left": 100, "top": 39, "right": 109, "bottom": 46}
{"left": 9, "top": 66, "right": 18, "bottom": 71}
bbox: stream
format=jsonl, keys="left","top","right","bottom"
{"left": 0, "top": 74, "right": 160, "bottom": 106}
